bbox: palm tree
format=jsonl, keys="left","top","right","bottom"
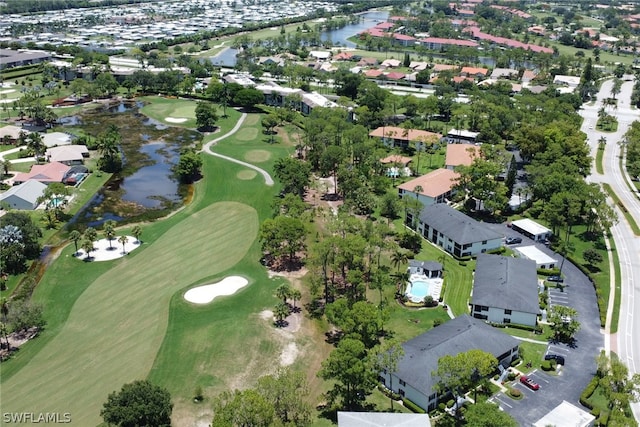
{"left": 69, "top": 230, "right": 82, "bottom": 256}
{"left": 103, "top": 220, "right": 116, "bottom": 250}
{"left": 390, "top": 248, "right": 409, "bottom": 273}
{"left": 1, "top": 159, "right": 11, "bottom": 177}
{"left": 275, "top": 283, "right": 292, "bottom": 305}
{"left": 273, "top": 301, "right": 290, "bottom": 326}
{"left": 290, "top": 288, "right": 302, "bottom": 311}
{"left": 118, "top": 235, "right": 129, "bottom": 255}
{"left": 81, "top": 239, "right": 95, "bottom": 260}
{"left": 84, "top": 227, "right": 98, "bottom": 243}
{"left": 413, "top": 185, "right": 423, "bottom": 201}
{"left": 131, "top": 225, "right": 142, "bottom": 244}
{"left": 26, "top": 132, "right": 46, "bottom": 162}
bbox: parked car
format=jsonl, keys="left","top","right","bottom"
{"left": 520, "top": 375, "right": 540, "bottom": 390}
{"left": 547, "top": 275, "right": 564, "bottom": 283}
{"left": 505, "top": 237, "right": 522, "bottom": 244}
{"left": 544, "top": 354, "right": 565, "bottom": 365}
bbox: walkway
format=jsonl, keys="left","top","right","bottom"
{"left": 200, "top": 112, "right": 274, "bottom": 186}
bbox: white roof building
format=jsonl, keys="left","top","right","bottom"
{"left": 533, "top": 400, "right": 595, "bottom": 427}
{"left": 43, "top": 132, "right": 72, "bottom": 148}
{"left": 0, "top": 180, "right": 48, "bottom": 210}
{"left": 515, "top": 245, "right": 558, "bottom": 269}
{"left": 511, "top": 218, "right": 552, "bottom": 242}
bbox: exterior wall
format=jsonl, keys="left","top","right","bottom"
{"left": 418, "top": 221, "right": 501, "bottom": 257}
{"left": 0, "top": 195, "right": 35, "bottom": 210}
{"left": 473, "top": 305, "right": 537, "bottom": 327}
{"left": 511, "top": 223, "right": 551, "bottom": 242}
{"left": 380, "top": 372, "right": 436, "bottom": 412}
{"left": 398, "top": 189, "right": 436, "bottom": 208}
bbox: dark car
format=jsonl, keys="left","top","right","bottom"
{"left": 505, "top": 237, "right": 522, "bottom": 245}
{"left": 545, "top": 354, "right": 565, "bottom": 365}
{"left": 519, "top": 375, "right": 540, "bottom": 390}
{"left": 547, "top": 275, "right": 564, "bottom": 283}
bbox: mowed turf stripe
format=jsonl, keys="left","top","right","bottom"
{"left": 1, "top": 202, "right": 258, "bottom": 426}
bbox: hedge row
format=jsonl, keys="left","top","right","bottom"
{"left": 579, "top": 376, "right": 599, "bottom": 410}
{"left": 403, "top": 398, "right": 426, "bottom": 414}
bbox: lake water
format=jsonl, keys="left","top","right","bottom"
{"left": 321, "top": 10, "right": 390, "bottom": 47}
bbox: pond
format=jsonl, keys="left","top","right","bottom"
{"left": 320, "top": 10, "right": 390, "bottom": 48}
{"left": 61, "top": 101, "right": 201, "bottom": 226}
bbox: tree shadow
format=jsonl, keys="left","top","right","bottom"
{"left": 305, "top": 299, "right": 325, "bottom": 319}
{"left": 325, "top": 330, "right": 344, "bottom": 345}
{"left": 273, "top": 319, "right": 289, "bottom": 328}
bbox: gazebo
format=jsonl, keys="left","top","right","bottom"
{"left": 408, "top": 260, "right": 443, "bottom": 278}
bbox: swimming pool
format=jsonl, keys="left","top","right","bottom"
{"left": 51, "top": 197, "right": 65, "bottom": 207}
{"left": 405, "top": 274, "right": 443, "bottom": 304}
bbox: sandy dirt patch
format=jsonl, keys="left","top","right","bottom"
{"left": 75, "top": 236, "right": 140, "bottom": 261}
{"left": 280, "top": 342, "right": 299, "bottom": 366}
{"left": 165, "top": 117, "right": 188, "bottom": 123}
{"left": 237, "top": 170, "right": 257, "bottom": 180}
{"left": 0, "top": 89, "right": 15, "bottom": 94}
{"left": 184, "top": 276, "right": 249, "bottom": 304}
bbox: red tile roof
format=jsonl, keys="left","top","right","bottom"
{"left": 386, "top": 72, "right": 406, "bottom": 80}
{"left": 398, "top": 168, "right": 460, "bottom": 197}
{"left": 464, "top": 26, "right": 553, "bottom": 53}
{"left": 421, "top": 37, "right": 479, "bottom": 47}
{"left": 446, "top": 144, "right": 480, "bottom": 167}
{"left": 14, "top": 161, "right": 71, "bottom": 184}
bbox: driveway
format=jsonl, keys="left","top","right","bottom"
{"left": 483, "top": 224, "right": 603, "bottom": 423}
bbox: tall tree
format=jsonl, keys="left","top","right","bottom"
{"left": 69, "top": 230, "right": 82, "bottom": 256}
{"left": 195, "top": 101, "right": 219, "bottom": 131}
{"left": 548, "top": 305, "right": 580, "bottom": 342}
{"left": 274, "top": 157, "right": 312, "bottom": 197}
{"left": 255, "top": 368, "right": 312, "bottom": 426}
{"left": 318, "top": 337, "right": 377, "bottom": 410}
{"left": 103, "top": 220, "right": 116, "bottom": 250}
{"left": 374, "top": 340, "right": 405, "bottom": 411}
{"left": 131, "top": 225, "right": 142, "bottom": 244}
{"left": 118, "top": 235, "right": 129, "bottom": 255}
{"left": 101, "top": 380, "right": 172, "bottom": 427}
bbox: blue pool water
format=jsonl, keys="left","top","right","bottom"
{"left": 51, "top": 197, "right": 65, "bottom": 207}
{"left": 410, "top": 280, "right": 430, "bottom": 299}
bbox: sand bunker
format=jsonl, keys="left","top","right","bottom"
{"left": 75, "top": 236, "right": 140, "bottom": 261}
{"left": 165, "top": 117, "right": 188, "bottom": 123}
{"left": 184, "top": 276, "right": 249, "bottom": 304}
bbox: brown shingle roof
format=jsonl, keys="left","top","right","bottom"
{"left": 380, "top": 155, "right": 413, "bottom": 166}
{"left": 370, "top": 126, "right": 441, "bottom": 142}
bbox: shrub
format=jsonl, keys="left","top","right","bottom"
{"left": 493, "top": 374, "right": 499, "bottom": 381}
{"left": 459, "top": 261, "right": 467, "bottom": 266}
{"left": 508, "top": 388, "right": 522, "bottom": 398}
{"left": 446, "top": 399, "right": 455, "bottom": 408}
{"left": 541, "top": 360, "right": 553, "bottom": 371}
{"left": 438, "top": 403, "right": 446, "bottom": 411}
{"left": 591, "top": 408, "right": 600, "bottom": 418}
{"left": 579, "top": 377, "right": 598, "bottom": 409}
{"left": 403, "top": 398, "right": 426, "bottom": 414}
{"left": 597, "top": 412, "right": 608, "bottom": 426}
{"left": 507, "top": 372, "right": 517, "bottom": 381}
{"left": 433, "top": 319, "right": 443, "bottom": 327}
{"left": 510, "top": 358, "right": 521, "bottom": 367}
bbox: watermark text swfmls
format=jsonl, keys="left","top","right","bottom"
{"left": 3, "top": 413, "right": 72, "bottom": 424}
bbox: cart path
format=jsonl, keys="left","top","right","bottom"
{"left": 201, "top": 112, "right": 274, "bottom": 186}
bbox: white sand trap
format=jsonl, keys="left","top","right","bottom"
{"left": 0, "top": 89, "right": 15, "bottom": 94}
{"left": 75, "top": 236, "right": 140, "bottom": 261}
{"left": 184, "top": 276, "right": 249, "bottom": 304}
{"left": 165, "top": 117, "right": 188, "bottom": 123}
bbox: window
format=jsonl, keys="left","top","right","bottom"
{"left": 482, "top": 240, "right": 487, "bottom": 244}
{"left": 399, "top": 379, "right": 406, "bottom": 386}
{"left": 399, "top": 389, "right": 405, "bottom": 397}
{"left": 474, "top": 305, "right": 481, "bottom": 312}
{"left": 504, "top": 309, "right": 512, "bottom": 315}
{"left": 503, "top": 318, "right": 511, "bottom": 324}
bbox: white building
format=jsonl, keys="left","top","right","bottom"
{"left": 533, "top": 400, "right": 595, "bottom": 427}
{"left": 510, "top": 218, "right": 552, "bottom": 242}
{"left": 515, "top": 245, "right": 558, "bottom": 270}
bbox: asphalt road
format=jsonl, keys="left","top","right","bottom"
{"left": 580, "top": 77, "right": 640, "bottom": 421}
{"left": 484, "top": 226, "right": 603, "bottom": 425}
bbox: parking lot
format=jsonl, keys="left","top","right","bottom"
{"left": 484, "top": 223, "right": 604, "bottom": 424}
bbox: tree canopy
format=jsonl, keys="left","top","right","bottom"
{"left": 100, "top": 380, "right": 172, "bottom": 427}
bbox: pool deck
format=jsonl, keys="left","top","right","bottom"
{"left": 406, "top": 273, "right": 443, "bottom": 303}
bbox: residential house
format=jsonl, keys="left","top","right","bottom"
{"left": 398, "top": 168, "right": 459, "bottom": 207}
{"left": 460, "top": 66, "right": 489, "bottom": 79}
{"left": 357, "top": 57, "right": 379, "bottom": 67}
{"left": 490, "top": 68, "right": 519, "bottom": 80}
{"left": 409, "top": 61, "right": 428, "bottom": 71}
{"left": 45, "top": 145, "right": 89, "bottom": 165}
{"left": 381, "top": 58, "right": 401, "bottom": 68}
{"left": 416, "top": 203, "right": 503, "bottom": 257}
{"left": 42, "top": 132, "right": 72, "bottom": 148}
{"left": 0, "top": 49, "right": 52, "bottom": 70}
{"left": 533, "top": 401, "right": 596, "bottom": 427}
{"left": 392, "top": 33, "right": 417, "bottom": 47}
{"left": 309, "top": 50, "right": 331, "bottom": 61}
{"left": 408, "top": 259, "right": 442, "bottom": 278}
{"left": 333, "top": 52, "right": 353, "bottom": 61}
{"left": 432, "top": 64, "right": 459, "bottom": 73}
{"left": 0, "top": 125, "right": 30, "bottom": 144}
{"left": 369, "top": 126, "right": 441, "bottom": 150}
{"left": 515, "top": 246, "right": 558, "bottom": 270}
{"left": 445, "top": 143, "right": 479, "bottom": 168}
{"left": 386, "top": 71, "right": 406, "bottom": 81}
{"left": 471, "top": 254, "right": 539, "bottom": 327}
{"left": 13, "top": 162, "right": 71, "bottom": 185}
{"left": 0, "top": 180, "right": 48, "bottom": 210}
{"left": 553, "top": 75, "right": 580, "bottom": 90}
{"left": 364, "top": 69, "right": 384, "bottom": 78}
{"left": 380, "top": 314, "right": 519, "bottom": 412}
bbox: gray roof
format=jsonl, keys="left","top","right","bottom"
{"left": 0, "top": 180, "right": 47, "bottom": 205}
{"left": 409, "top": 260, "right": 442, "bottom": 271}
{"left": 338, "top": 412, "right": 431, "bottom": 427}
{"left": 418, "top": 204, "right": 502, "bottom": 245}
{"left": 395, "top": 314, "right": 519, "bottom": 398}
{"left": 472, "top": 254, "right": 539, "bottom": 314}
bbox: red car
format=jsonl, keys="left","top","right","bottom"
{"left": 520, "top": 375, "right": 540, "bottom": 390}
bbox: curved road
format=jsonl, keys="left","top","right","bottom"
{"left": 201, "top": 112, "right": 274, "bottom": 186}
{"left": 580, "top": 77, "right": 640, "bottom": 421}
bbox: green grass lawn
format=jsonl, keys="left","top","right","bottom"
{"left": 0, "top": 97, "right": 297, "bottom": 425}
{"left": 138, "top": 96, "right": 199, "bottom": 129}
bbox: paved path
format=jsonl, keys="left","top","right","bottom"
{"left": 580, "top": 76, "right": 640, "bottom": 421}
{"left": 200, "top": 113, "right": 274, "bottom": 186}
{"left": 0, "top": 145, "right": 35, "bottom": 163}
